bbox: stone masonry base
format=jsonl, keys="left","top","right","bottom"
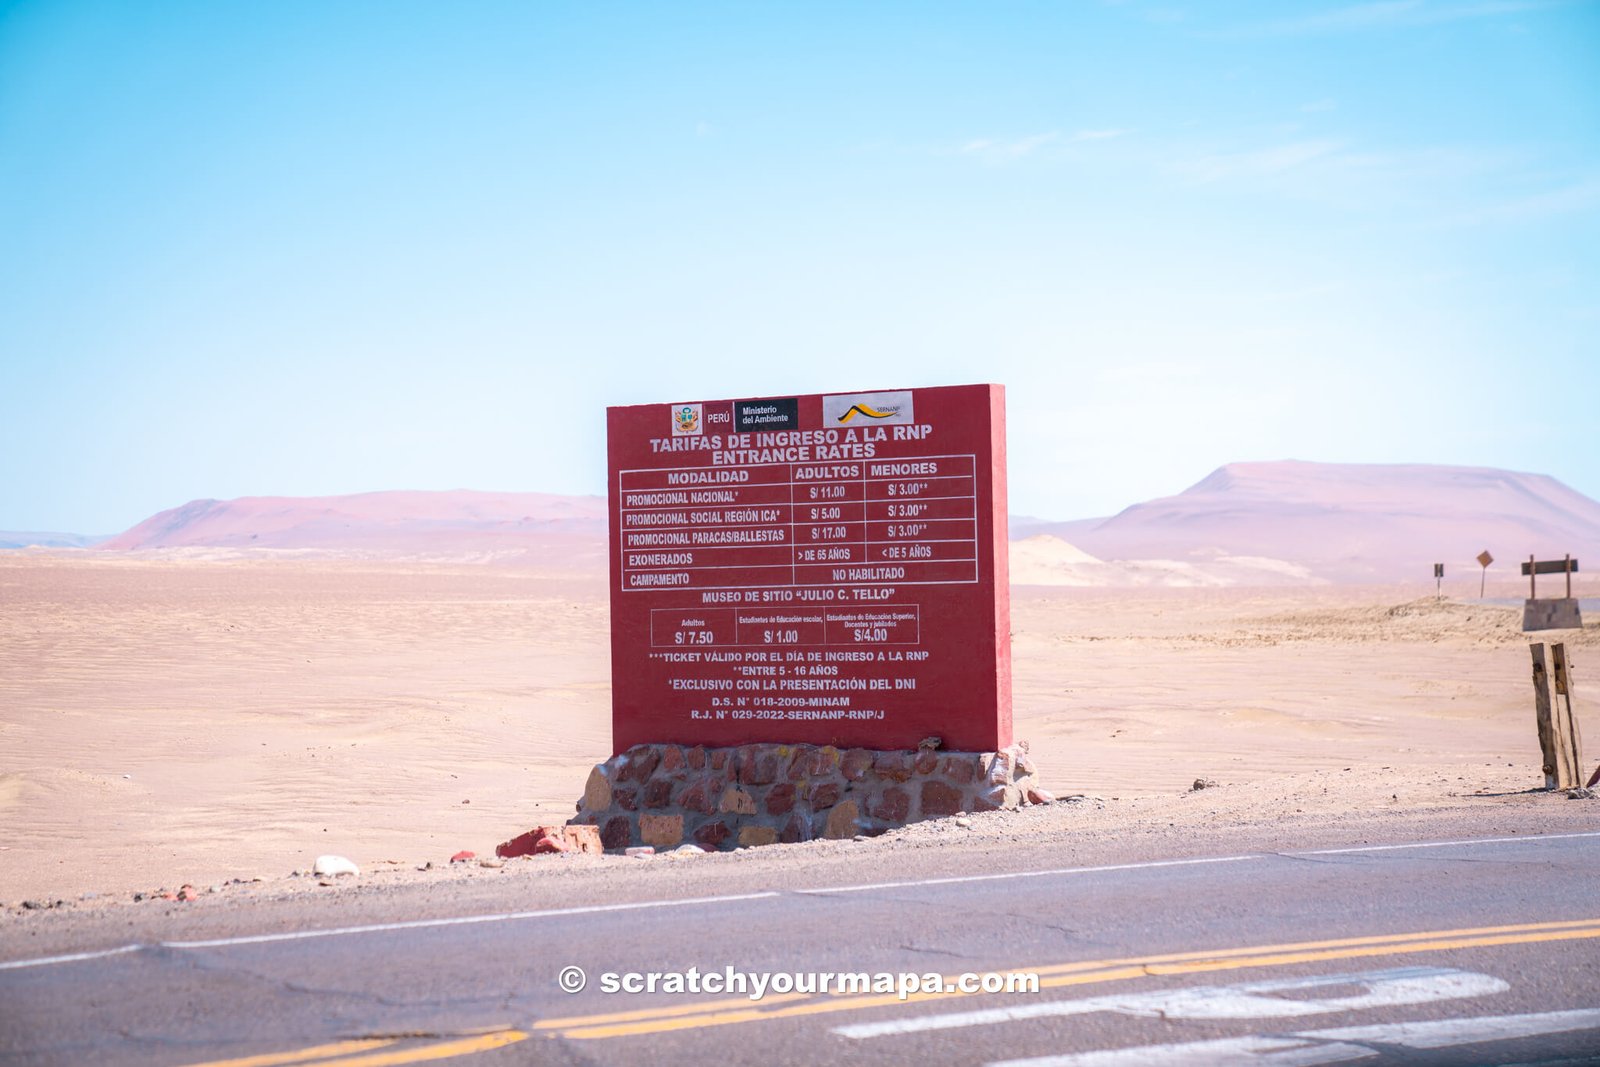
{"left": 569, "top": 741, "right": 1049, "bottom": 851}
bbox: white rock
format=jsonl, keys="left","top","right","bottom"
{"left": 312, "top": 854, "right": 360, "bottom": 878}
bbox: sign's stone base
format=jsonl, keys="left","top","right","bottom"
{"left": 1524, "top": 598, "right": 1583, "bottom": 631}
{"left": 570, "top": 742, "right": 1048, "bottom": 851}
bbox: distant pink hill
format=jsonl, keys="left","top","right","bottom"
{"left": 100, "top": 490, "right": 606, "bottom": 560}
{"left": 1020, "top": 461, "right": 1600, "bottom": 582}
{"left": 97, "top": 463, "right": 1600, "bottom": 583}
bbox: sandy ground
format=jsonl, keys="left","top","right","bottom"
{"left": 1, "top": 554, "right": 1596, "bottom": 905}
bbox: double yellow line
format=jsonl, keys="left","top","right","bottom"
{"left": 179, "top": 917, "right": 1600, "bottom": 1063}
{"left": 178, "top": 1031, "right": 528, "bottom": 1067}
{"left": 534, "top": 916, "right": 1600, "bottom": 1040}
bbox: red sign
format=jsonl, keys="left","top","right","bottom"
{"left": 606, "top": 384, "right": 1011, "bottom": 754}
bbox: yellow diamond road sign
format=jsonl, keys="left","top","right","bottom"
{"left": 1477, "top": 551, "right": 1494, "bottom": 568}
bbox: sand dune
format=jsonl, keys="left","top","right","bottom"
{"left": 1021, "top": 461, "right": 1600, "bottom": 583}
{"left": 1009, "top": 534, "right": 1322, "bottom": 587}
{"left": 100, "top": 490, "right": 607, "bottom": 561}
{"left": 84, "top": 462, "right": 1600, "bottom": 585}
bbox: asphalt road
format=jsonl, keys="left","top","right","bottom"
{"left": 4, "top": 828, "right": 1600, "bottom": 1066}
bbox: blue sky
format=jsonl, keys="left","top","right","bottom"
{"left": 2, "top": 1, "right": 1596, "bottom": 534}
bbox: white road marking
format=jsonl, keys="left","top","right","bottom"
{"left": 1296, "top": 831, "right": 1600, "bottom": 856}
{"left": 987, "top": 1009, "right": 1600, "bottom": 1066}
{"left": 992, "top": 1035, "right": 1377, "bottom": 1067}
{"left": 0, "top": 893, "right": 780, "bottom": 969}
{"left": 162, "top": 892, "right": 783, "bottom": 948}
{"left": 797, "top": 855, "right": 1259, "bottom": 895}
{"left": 1311, "top": 1008, "right": 1600, "bottom": 1049}
{"left": 1, "top": 829, "right": 1596, "bottom": 971}
{"left": 0, "top": 944, "right": 143, "bottom": 972}
{"left": 833, "top": 967, "right": 1505, "bottom": 1039}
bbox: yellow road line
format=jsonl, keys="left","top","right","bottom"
{"left": 537, "top": 917, "right": 1600, "bottom": 1040}
{"left": 175, "top": 1040, "right": 396, "bottom": 1067}
{"left": 176, "top": 1031, "right": 527, "bottom": 1067}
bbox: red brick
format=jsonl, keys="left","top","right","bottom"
{"left": 840, "top": 748, "right": 873, "bottom": 780}
{"left": 600, "top": 815, "right": 633, "bottom": 850}
{"left": 693, "top": 819, "right": 734, "bottom": 850}
{"left": 450, "top": 850, "right": 477, "bottom": 864}
{"left": 686, "top": 745, "right": 707, "bottom": 770}
{"left": 624, "top": 746, "right": 661, "bottom": 783}
{"left": 613, "top": 787, "right": 638, "bottom": 811}
{"left": 644, "top": 778, "right": 675, "bottom": 809}
{"left": 809, "top": 781, "right": 841, "bottom": 810}
{"left": 498, "top": 826, "right": 584, "bottom": 858}
{"left": 765, "top": 782, "right": 797, "bottom": 815}
{"left": 739, "top": 748, "right": 779, "bottom": 786}
{"left": 786, "top": 746, "right": 815, "bottom": 780}
{"left": 921, "top": 780, "right": 964, "bottom": 818}
{"left": 873, "top": 751, "right": 913, "bottom": 782}
{"left": 660, "top": 745, "right": 685, "bottom": 773}
{"left": 871, "top": 785, "right": 910, "bottom": 822}
{"left": 779, "top": 812, "right": 811, "bottom": 844}
{"left": 914, "top": 750, "right": 939, "bottom": 775}
{"left": 639, "top": 813, "right": 684, "bottom": 848}
{"left": 562, "top": 825, "right": 604, "bottom": 853}
{"left": 493, "top": 836, "right": 531, "bottom": 859}
{"left": 710, "top": 748, "right": 729, "bottom": 770}
{"left": 678, "top": 775, "right": 723, "bottom": 816}
{"left": 942, "top": 756, "right": 977, "bottom": 784}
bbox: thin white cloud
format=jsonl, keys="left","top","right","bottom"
{"left": 1441, "top": 175, "right": 1600, "bottom": 225}
{"left": 1176, "top": 139, "right": 1345, "bottom": 182}
{"left": 954, "top": 128, "right": 1126, "bottom": 164}
{"left": 958, "top": 131, "right": 1060, "bottom": 161}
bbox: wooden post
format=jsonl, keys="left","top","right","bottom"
{"left": 1552, "top": 643, "right": 1583, "bottom": 789}
{"left": 1532, "top": 643, "right": 1559, "bottom": 789}
{"left": 1565, "top": 554, "right": 1573, "bottom": 600}
{"left": 1530, "top": 554, "right": 1537, "bottom": 600}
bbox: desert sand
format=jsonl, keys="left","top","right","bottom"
{"left": 1, "top": 552, "right": 1596, "bottom": 904}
